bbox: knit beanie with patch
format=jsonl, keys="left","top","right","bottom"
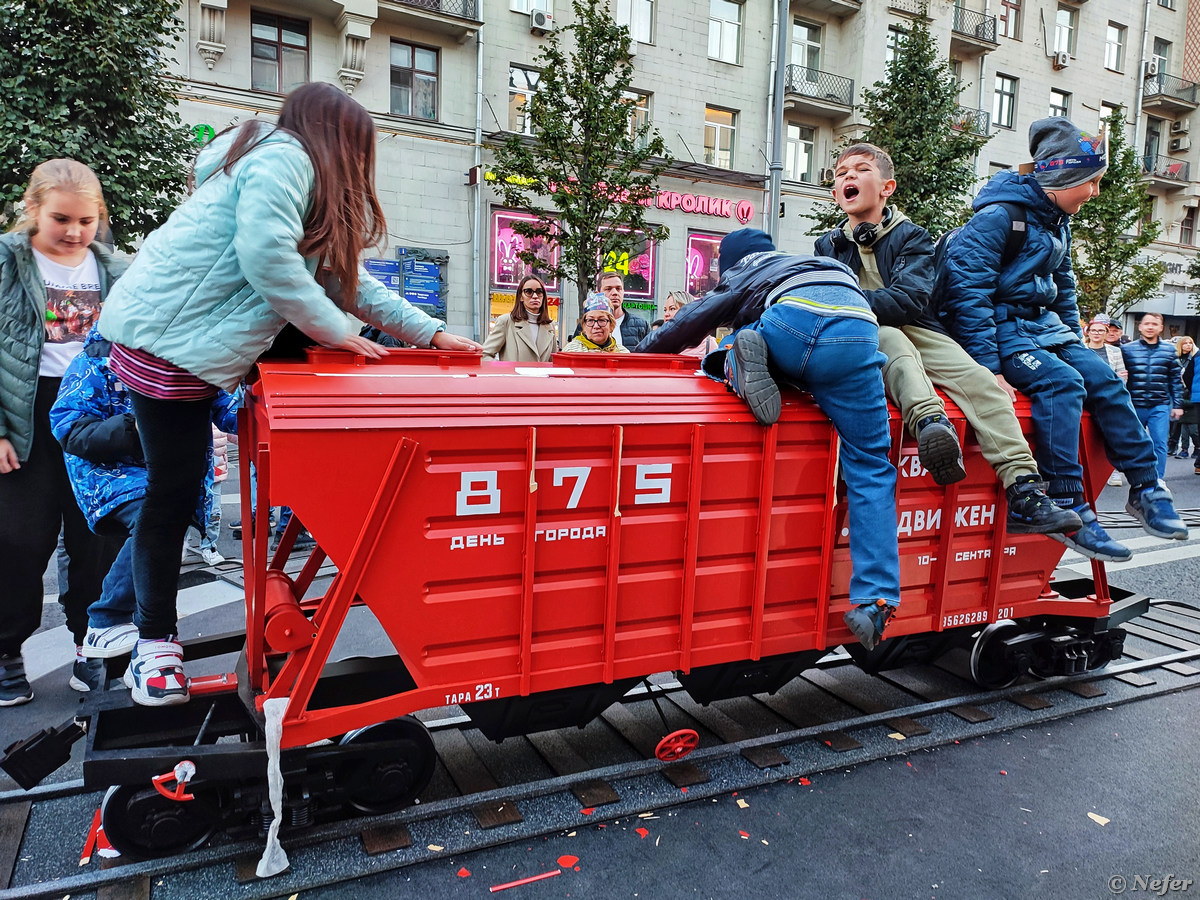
{"left": 1029, "top": 117, "right": 1108, "bottom": 190}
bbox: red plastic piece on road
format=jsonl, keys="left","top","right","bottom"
{"left": 655, "top": 729, "right": 700, "bottom": 761}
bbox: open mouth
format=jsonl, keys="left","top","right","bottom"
{"left": 842, "top": 183, "right": 859, "bottom": 200}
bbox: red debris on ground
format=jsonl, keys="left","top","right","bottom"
{"left": 489, "top": 869, "right": 561, "bottom": 893}
{"left": 580, "top": 808, "right": 594, "bottom": 815}
{"left": 557, "top": 855, "right": 579, "bottom": 867}
{"left": 636, "top": 827, "right": 649, "bottom": 839}
{"left": 457, "top": 867, "right": 471, "bottom": 877}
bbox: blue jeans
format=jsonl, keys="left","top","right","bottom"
{"left": 747, "top": 294, "right": 899, "bottom": 605}
{"left": 88, "top": 500, "right": 140, "bottom": 629}
{"left": 1135, "top": 405, "right": 1170, "bottom": 480}
{"left": 1001, "top": 341, "right": 1159, "bottom": 497}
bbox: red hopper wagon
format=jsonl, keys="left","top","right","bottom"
{"left": 2, "top": 348, "right": 1136, "bottom": 858}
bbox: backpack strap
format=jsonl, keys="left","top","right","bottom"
{"left": 994, "top": 201, "right": 1028, "bottom": 268}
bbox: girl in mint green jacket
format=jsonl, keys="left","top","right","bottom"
{"left": 96, "top": 82, "right": 479, "bottom": 707}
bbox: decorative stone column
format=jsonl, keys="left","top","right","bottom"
{"left": 336, "top": 12, "right": 373, "bottom": 94}
{"left": 195, "top": 0, "right": 228, "bottom": 71}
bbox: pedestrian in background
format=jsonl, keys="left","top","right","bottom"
{"left": 1121, "top": 312, "right": 1182, "bottom": 482}
{"left": 96, "top": 82, "right": 479, "bottom": 707}
{"left": 565, "top": 295, "right": 630, "bottom": 353}
{"left": 0, "top": 159, "right": 125, "bottom": 707}
{"left": 1169, "top": 335, "right": 1195, "bottom": 458}
{"left": 482, "top": 274, "right": 557, "bottom": 362}
{"left": 662, "top": 291, "right": 718, "bottom": 358}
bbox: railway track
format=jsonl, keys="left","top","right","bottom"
{"left": 3, "top": 592, "right": 1199, "bottom": 900}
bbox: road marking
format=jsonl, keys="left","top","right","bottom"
{"left": 26, "top": 580, "right": 243, "bottom": 684}
{"left": 1060, "top": 539, "right": 1200, "bottom": 575}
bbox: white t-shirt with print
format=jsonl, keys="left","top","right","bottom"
{"left": 33, "top": 248, "right": 101, "bottom": 377}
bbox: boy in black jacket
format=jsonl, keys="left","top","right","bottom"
{"left": 815, "top": 143, "right": 1079, "bottom": 538}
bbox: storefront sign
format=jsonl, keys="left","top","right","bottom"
{"left": 600, "top": 226, "right": 656, "bottom": 300}
{"left": 656, "top": 192, "right": 754, "bottom": 224}
{"left": 686, "top": 231, "right": 724, "bottom": 297}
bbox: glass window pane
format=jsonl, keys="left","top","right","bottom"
{"left": 391, "top": 42, "right": 412, "bottom": 68}
{"left": 251, "top": 14, "right": 277, "bottom": 41}
{"left": 414, "top": 73, "right": 437, "bottom": 119}
{"left": 391, "top": 70, "right": 412, "bottom": 115}
{"left": 281, "top": 47, "right": 307, "bottom": 93}
{"left": 251, "top": 42, "right": 277, "bottom": 62}
{"left": 415, "top": 47, "right": 437, "bottom": 73}
{"left": 251, "top": 57, "right": 277, "bottom": 92}
{"left": 281, "top": 20, "right": 307, "bottom": 47}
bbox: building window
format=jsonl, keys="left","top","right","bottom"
{"left": 622, "top": 90, "right": 650, "bottom": 146}
{"left": 250, "top": 10, "right": 309, "bottom": 94}
{"left": 1152, "top": 38, "right": 1170, "bottom": 74}
{"left": 1182, "top": 208, "right": 1196, "bottom": 246}
{"left": 510, "top": 0, "right": 552, "bottom": 13}
{"left": 999, "top": 0, "right": 1021, "bottom": 39}
{"left": 1104, "top": 23, "right": 1126, "bottom": 71}
{"left": 1158, "top": 0, "right": 1174, "bottom": 8}
{"left": 390, "top": 41, "right": 438, "bottom": 121}
{"left": 508, "top": 66, "right": 540, "bottom": 134}
{"left": 993, "top": 74, "right": 1017, "bottom": 129}
{"left": 885, "top": 25, "right": 905, "bottom": 63}
{"left": 1049, "top": 89, "right": 1070, "bottom": 118}
{"left": 616, "top": 0, "right": 653, "bottom": 44}
{"left": 708, "top": 0, "right": 742, "bottom": 64}
{"left": 784, "top": 124, "right": 815, "bottom": 183}
{"left": 1099, "top": 102, "right": 1121, "bottom": 131}
{"left": 1053, "top": 6, "right": 1076, "bottom": 55}
{"left": 704, "top": 106, "right": 736, "bottom": 169}
{"left": 1146, "top": 116, "right": 1164, "bottom": 160}
{"left": 791, "top": 19, "right": 821, "bottom": 69}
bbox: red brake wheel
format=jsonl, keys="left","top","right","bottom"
{"left": 655, "top": 729, "right": 700, "bottom": 761}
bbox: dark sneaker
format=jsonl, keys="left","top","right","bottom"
{"left": 0, "top": 654, "right": 33, "bottom": 707}
{"left": 82, "top": 623, "right": 139, "bottom": 659}
{"left": 1126, "top": 485, "right": 1188, "bottom": 540}
{"left": 70, "top": 656, "right": 104, "bottom": 692}
{"left": 123, "top": 639, "right": 189, "bottom": 707}
{"left": 843, "top": 600, "right": 897, "bottom": 651}
{"left": 915, "top": 415, "right": 966, "bottom": 485}
{"left": 1048, "top": 506, "right": 1132, "bottom": 562}
{"left": 1005, "top": 475, "right": 1084, "bottom": 534}
{"left": 724, "top": 329, "right": 780, "bottom": 426}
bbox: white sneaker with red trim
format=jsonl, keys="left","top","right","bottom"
{"left": 123, "top": 639, "right": 190, "bottom": 706}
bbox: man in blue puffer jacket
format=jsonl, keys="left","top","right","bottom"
{"left": 1121, "top": 312, "right": 1182, "bottom": 480}
{"left": 49, "top": 329, "right": 238, "bottom": 660}
{"left": 936, "top": 117, "right": 1187, "bottom": 561}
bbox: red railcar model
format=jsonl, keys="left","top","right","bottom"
{"left": 2, "top": 349, "right": 1136, "bottom": 859}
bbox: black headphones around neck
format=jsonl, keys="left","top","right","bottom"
{"left": 831, "top": 206, "right": 893, "bottom": 251}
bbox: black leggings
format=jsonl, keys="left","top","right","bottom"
{"left": 128, "top": 390, "right": 213, "bottom": 638}
{"left": 0, "top": 378, "right": 121, "bottom": 652}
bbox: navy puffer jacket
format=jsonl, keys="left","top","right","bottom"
{"left": 1120, "top": 338, "right": 1182, "bottom": 408}
{"left": 935, "top": 170, "right": 1082, "bottom": 374}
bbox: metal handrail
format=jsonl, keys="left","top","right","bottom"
{"left": 951, "top": 105, "right": 991, "bottom": 134}
{"left": 952, "top": 5, "right": 997, "bottom": 43}
{"left": 1141, "top": 154, "right": 1191, "bottom": 181}
{"left": 1142, "top": 73, "right": 1199, "bottom": 105}
{"left": 393, "top": 0, "right": 479, "bottom": 20}
{"left": 784, "top": 65, "right": 854, "bottom": 107}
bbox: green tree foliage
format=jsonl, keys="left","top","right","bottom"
{"left": 1071, "top": 107, "right": 1165, "bottom": 321}
{"left": 807, "top": 5, "right": 988, "bottom": 237}
{"left": 1186, "top": 254, "right": 1200, "bottom": 313}
{"left": 0, "top": 0, "right": 193, "bottom": 248}
{"left": 488, "top": 0, "right": 671, "bottom": 313}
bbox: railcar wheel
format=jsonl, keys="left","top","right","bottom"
{"left": 968, "top": 620, "right": 1023, "bottom": 690}
{"left": 655, "top": 729, "right": 700, "bottom": 762}
{"left": 100, "top": 784, "right": 217, "bottom": 861}
{"left": 337, "top": 717, "right": 435, "bottom": 815}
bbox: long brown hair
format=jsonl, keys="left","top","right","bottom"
{"left": 217, "top": 83, "right": 385, "bottom": 299}
{"left": 511, "top": 275, "right": 552, "bottom": 325}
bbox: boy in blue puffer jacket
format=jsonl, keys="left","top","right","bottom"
{"left": 936, "top": 117, "right": 1187, "bottom": 561}
{"left": 49, "top": 329, "right": 239, "bottom": 660}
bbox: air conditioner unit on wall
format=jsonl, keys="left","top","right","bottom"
{"left": 1172, "top": 118, "right": 1190, "bottom": 134}
{"left": 1052, "top": 51, "right": 1070, "bottom": 70}
{"left": 1145, "top": 59, "right": 1160, "bottom": 77}
{"left": 820, "top": 167, "right": 837, "bottom": 184}
{"left": 1170, "top": 136, "right": 1192, "bottom": 153}
{"left": 530, "top": 8, "right": 553, "bottom": 35}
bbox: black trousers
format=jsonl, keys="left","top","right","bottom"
{"left": 0, "top": 377, "right": 121, "bottom": 653}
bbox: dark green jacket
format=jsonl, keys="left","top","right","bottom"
{"left": 0, "top": 232, "right": 126, "bottom": 462}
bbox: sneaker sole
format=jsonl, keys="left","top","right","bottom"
{"left": 0, "top": 691, "right": 33, "bottom": 707}
{"left": 731, "top": 331, "right": 781, "bottom": 426}
{"left": 69, "top": 674, "right": 93, "bottom": 692}
{"left": 1005, "top": 512, "right": 1084, "bottom": 535}
{"left": 917, "top": 425, "right": 966, "bottom": 485}
{"left": 122, "top": 667, "right": 191, "bottom": 707}
{"left": 843, "top": 608, "right": 883, "bottom": 652}
{"left": 1124, "top": 502, "right": 1188, "bottom": 541}
{"left": 1047, "top": 532, "right": 1132, "bottom": 563}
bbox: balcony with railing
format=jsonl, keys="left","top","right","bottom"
{"left": 791, "top": 0, "right": 861, "bottom": 18}
{"left": 1141, "top": 154, "right": 1191, "bottom": 192}
{"left": 950, "top": 5, "right": 998, "bottom": 54}
{"left": 951, "top": 105, "right": 991, "bottom": 135}
{"left": 1143, "top": 73, "right": 1199, "bottom": 114}
{"left": 784, "top": 65, "right": 855, "bottom": 119}
{"left": 378, "top": 0, "right": 482, "bottom": 37}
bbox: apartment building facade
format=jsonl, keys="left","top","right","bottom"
{"left": 170, "top": 0, "right": 1199, "bottom": 338}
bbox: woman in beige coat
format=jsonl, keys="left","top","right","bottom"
{"left": 482, "top": 275, "right": 557, "bottom": 362}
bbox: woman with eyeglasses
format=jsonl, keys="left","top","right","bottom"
{"left": 564, "top": 294, "right": 631, "bottom": 353}
{"left": 482, "top": 275, "right": 558, "bottom": 362}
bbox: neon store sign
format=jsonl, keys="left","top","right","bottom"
{"left": 491, "top": 211, "right": 561, "bottom": 290}
{"left": 686, "top": 231, "right": 724, "bottom": 297}
{"left": 655, "top": 192, "right": 754, "bottom": 224}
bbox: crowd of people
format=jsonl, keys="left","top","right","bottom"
{"left": 1, "top": 86, "right": 1194, "bottom": 710}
